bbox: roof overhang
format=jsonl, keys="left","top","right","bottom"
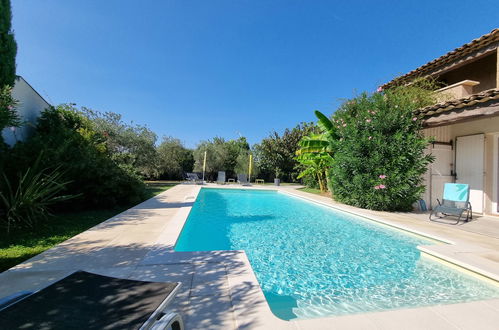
{"left": 383, "top": 29, "right": 499, "bottom": 89}
{"left": 421, "top": 89, "right": 499, "bottom": 128}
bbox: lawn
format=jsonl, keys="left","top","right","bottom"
{"left": 298, "top": 187, "right": 332, "bottom": 197}
{"left": 0, "top": 181, "right": 178, "bottom": 272}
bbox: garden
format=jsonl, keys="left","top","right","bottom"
{"left": 0, "top": 0, "right": 439, "bottom": 271}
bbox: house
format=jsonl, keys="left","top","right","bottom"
{"left": 1, "top": 76, "right": 50, "bottom": 146}
{"left": 383, "top": 28, "right": 499, "bottom": 216}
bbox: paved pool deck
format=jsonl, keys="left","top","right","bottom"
{"left": 2, "top": 184, "right": 499, "bottom": 329}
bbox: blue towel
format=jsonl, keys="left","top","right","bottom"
{"left": 443, "top": 183, "right": 469, "bottom": 202}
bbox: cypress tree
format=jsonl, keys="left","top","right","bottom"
{"left": 0, "top": 0, "right": 17, "bottom": 87}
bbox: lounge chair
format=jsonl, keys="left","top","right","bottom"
{"left": 217, "top": 171, "right": 226, "bottom": 184}
{"left": 0, "top": 270, "right": 184, "bottom": 330}
{"left": 185, "top": 172, "right": 203, "bottom": 184}
{"left": 237, "top": 173, "right": 251, "bottom": 186}
{"left": 429, "top": 183, "right": 472, "bottom": 224}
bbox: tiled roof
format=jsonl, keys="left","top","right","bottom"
{"left": 416, "top": 88, "right": 499, "bottom": 117}
{"left": 383, "top": 29, "right": 499, "bottom": 88}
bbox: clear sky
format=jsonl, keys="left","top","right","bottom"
{"left": 11, "top": 0, "right": 499, "bottom": 147}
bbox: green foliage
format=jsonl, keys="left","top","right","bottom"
{"left": 323, "top": 81, "right": 436, "bottom": 211}
{"left": 234, "top": 151, "right": 259, "bottom": 179}
{"left": 0, "top": 182, "right": 174, "bottom": 271}
{"left": 83, "top": 107, "right": 159, "bottom": 179}
{"left": 0, "top": 156, "right": 76, "bottom": 233}
{"left": 0, "top": 0, "right": 17, "bottom": 87}
{"left": 0, "top": 85, "right": 19, "bottom": 146}
{"left": 7, "top": 106, "right": 146, "bottom": 208}
{"left": 254, "top": 123, "right": 318, "bottom": 182}
{"left": 295, "top": 133, "right": 332, "bottom": 192}
{"left": 193, "top": 136, "right": 249, "bottom": 180}
{"left": 157, "top": 137, "right": 194, "bottom": 180}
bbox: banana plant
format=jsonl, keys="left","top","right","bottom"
{"left": 295, "top": 111, "right": 337, "bottom": 192}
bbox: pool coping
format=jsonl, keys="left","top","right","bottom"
{"left": 141, "top": 185, "right": 499, "bottom": 329}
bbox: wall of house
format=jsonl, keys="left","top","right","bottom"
{"left": 437, "top": 51, "right": 497, "bottom": 93}
{"left": 423, "top": 115, "right": 499, "bottom": 215}
{"left": 1, "top": 77, "right": 50, "bottom": 146}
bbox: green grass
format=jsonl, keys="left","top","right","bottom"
{"left": 0, "top": 182, "right": 178, "bottom": 272}
{"left": 258, "top": 182, "right": 301, "bottom": 186}
{"left": 298, "top": 187, "right": 332, "bottom": 197}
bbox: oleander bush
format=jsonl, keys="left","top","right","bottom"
{"left": 323, "top": 81, "right": 436, "bottom": 211}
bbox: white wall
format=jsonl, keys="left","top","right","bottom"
{"left": 2, "top": 77, "right": 50, "bottom": 146}
{"left": 423, "top": 116, "right": 499, "bottom": 214}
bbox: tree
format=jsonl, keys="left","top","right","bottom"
{"left": 82, "top": 107, "right": 159, "bottom": 179}
{"left": 254, "top": 123, "right": 317, "bottom": 182}
{"left": 157, "top": 137, "right": 194, "bottom": 180}
{"left": 0, "top": 0, "right": 17, "bottom": 87}
{"left": 193, "top": 136, "right": 249, "bottom": 180}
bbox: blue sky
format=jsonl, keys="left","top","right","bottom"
{"left": 11, "top": 0, "right": 499, "bottom": 147}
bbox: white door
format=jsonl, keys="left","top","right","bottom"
{"left": 456, "top": 134, "right": 484, "bottom": 213}
{"left": 429, "top": 145, "right": 454, "bottom": 209}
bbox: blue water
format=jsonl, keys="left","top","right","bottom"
{"left": 175, "top": 188, "right": 499, "bottom": 320}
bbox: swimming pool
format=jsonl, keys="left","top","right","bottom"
{"left": 175, "top": 188, "right": 499, "bottom": 320}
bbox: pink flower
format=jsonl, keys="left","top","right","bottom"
{"left": 379, "top": 184, "right": 386, "bottom": 189}
{"left": 366, "top": 119, "right": 371, "bottom": 123}
{"left": 342, "top": 123, "right": 347, "bottom": 127}
{"left": 377, "top": 86, "right": 383, "bottom": 93}
{"left": 374, "top": 185, "right": 380, "bottom": 190}
{"left": 412, "top": 117, "right": 418, "bottom": 121}
{"left": 379, "top": 174, "right": 386, "bottom": 179}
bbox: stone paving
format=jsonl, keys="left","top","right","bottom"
{"left": 2, "top": 183, "right": 499, "bottom": 329}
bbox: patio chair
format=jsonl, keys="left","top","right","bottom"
{"left": 0, "top": 270, "right": 184, "bottom": 330}
{"left": 185, "top": 172, "right": 203, "bottom": 184}
{"left": 217, "top": 171, "right": 226, "bottom": 184}
{"left": 237, "top": 173, "right": 251, "bottom": 186}
{"left": 429, "top": 183, "right": 472, "bottom": 224}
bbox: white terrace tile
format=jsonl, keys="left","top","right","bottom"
{"left": 365, "top": 306, "right": 458, "bottom": 330}
{"left": 184, "top": 295, "right": 237, "bottom": 330}
{"left": 431, "top": 301, "right": 499, "bottom": 330}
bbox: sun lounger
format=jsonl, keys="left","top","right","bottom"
{"left": 0, "top": 270, "right": 184, "bottom": 330}
{"left": 185, "top": 172, "right": 203, "bottom": 184}
{"left": 429, "top": 183, "right": 472, "bottom": 224}
{"left": 217, "top": 171, "right": 226, "bottom": 184}
{"left": 237, "top": 173, "right": 251, "bottom": 186}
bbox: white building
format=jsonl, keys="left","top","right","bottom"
{"left": 2, "top": 76, "right": 50, "bottom": 146}
{"left": 383, "top": 29, "right": 499, "bottom": 216}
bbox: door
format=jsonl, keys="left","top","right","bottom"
{"left": 430, "top": 144, "right": 454, "bottom": 209}
{"left": 456, "top": 134, "right": 484, "bottom": 213}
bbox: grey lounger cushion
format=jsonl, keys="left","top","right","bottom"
{"left": 0, "top": 271, "right": 179, "bottom": 330}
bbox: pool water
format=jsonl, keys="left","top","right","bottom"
{"left": 175, "top": 188, "right": 499, "bottom": 320}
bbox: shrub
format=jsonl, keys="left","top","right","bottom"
{"left": 0, "top": 85, "right": 19, "bottom": 145}
{"left": 0, "top": 156, "right": 76, "bottom": 233}
{"left": 7, "top": 106, "right": 146, "bottom": 208}
{"left": 326, "top": 82, "right": 435, "bottom": 211}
